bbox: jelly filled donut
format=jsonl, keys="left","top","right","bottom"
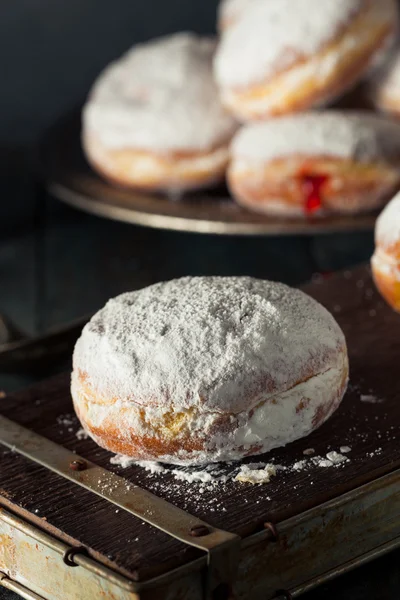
{"left": 71, "top": 277, "right": 349, "bottom": 465}
{"left": 214, "top": 0, "right": 398, "bottom": 121}
{"left": 228, "top": 112, "right": 400, "bottom": 218}
{"left": 372, "top": 192, "right": 400, "bottom": 312}
{"left": 82, "top": 33, "right": 238, "bottom": 193}
{"left": 371, "top": 46, "right": 400, "bottom": 118}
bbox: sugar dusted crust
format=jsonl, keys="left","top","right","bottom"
{"left": 229, "top": 112, "right": 400, "bottom": 217}
{"left": 83, "top": 33, "right": 237, "bottom": 155}
{"left": 72, "top": 364, "right": 348, "bottom": 465}
{"left": 374, "top": 192, "right": 400, "bottom": 252}
{"left": 231, "top": 112, "right": 400, "bottom": 165}
{"left": 372, "top": 46, "right": 400, "bottom": 115}
{"left": 83, "top": 132, "right": 230, "bottom": 192}
{"left": 217, "top": 0, "right": 258, "bottom": 31}
{"left": 371, "top": 250, "right": 400, "bottom": 313}
{"left": 215, "top": 0, "right": 398, "bottom": 119}
{"left": 375, "top": 94, "right": 400, "bottom": 119}
{"left": 72, "top": 277, "right": 349, "bottom": 465}
{"left": 228, "top": 155, "right": 400, "bottom": 217}
{"left": 372, "top": 192, "right": 400, "bottom": 311}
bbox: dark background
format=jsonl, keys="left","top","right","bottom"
{"left": 0, "top": 0, "right": 219, "bottom": 233}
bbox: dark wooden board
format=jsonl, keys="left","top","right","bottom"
{"left": 1, "top": 264, "right": 400, "bottom": 581}
{"left": 37, "top": 109, "right": 378, "bottom": 236}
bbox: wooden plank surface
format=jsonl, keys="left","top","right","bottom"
{"left": 1, "top": 264, "right": 400, "bottom": 582}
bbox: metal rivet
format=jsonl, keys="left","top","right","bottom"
{"left": 69, "top": 459, "right": 86, "bottom": 471}
{"left": 189, "top": 524, "right": 210, "bottom": 537}
{"left": 264, "top": 521, "right": 279, "bottom": 540}
{"left": 63, "top": 547, "right": 87, "bottom": 567}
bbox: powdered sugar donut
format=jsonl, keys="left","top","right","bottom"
{"left": 372, "top": 192, "right": 400, "bottom": 311}
{"left": 371, "top": 46, "right": 400, "bottom": 118}
{"left": 214, "top": 0, "right": 398, "bottom": 121}
{"left": 83, "top": 33, "right": 238, "bottom": 192}
{"left": 217, "top": 0, "right": 260, "bottom": 31}
{"left": 228, "top": 112, "right": 400, "bottom": 218}
{"left": 71, "top": 277, "right": 349, "bottom": 465}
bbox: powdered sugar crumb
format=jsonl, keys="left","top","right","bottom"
{"left": 111, "top": 445, "right": 352, "bottom": 488}
{"left": 326, "top": 451, "right": 348, "bottom": 464}
{"left": 76, "top": 427, "right": 89, "bottom": 441}
{"left": 171, "top": 468, "right": 221, "bottom": 484}
{"left": 235, "top": 463, "right": 276, "bottom": 484}
{"left": 360, "top": 394, "right": 383, "bottom": 404}
{"left": 340, "top": 446, "right": 351, "bottom": 453}
{"left": 303, "top": 448, "right": 315, "bottom": 456}
{"left": 293, "top": 460, "right": 308, "bottom": 471}
{"left": 315, "top": 458, "right": 335, "bottom": 468}
{"left": 57, "top": 414, "right": 74, "bottom": 427}
{"left": 111, "top": 454, "right": 138, "bottom": 469}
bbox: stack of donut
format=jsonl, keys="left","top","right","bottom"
{"left": 82, "top": 0, "right": 400, "bottom": 218}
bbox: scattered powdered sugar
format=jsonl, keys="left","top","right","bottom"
{"left": 293, "top": 460, "right": 308, "bottom": 471}
{"left": 110, "top": 446, "right": 351, "bottom": 487}
{"left": 294, "top": 452, "right": 349, "bottom": 469}
{"left": 134, "top": 460, "right": 165, "bottom": 474}
{"left": 56, "top": 414, "right": 74, "bottom": 427}
{"left": 172, "top": 468, "right": 222, "bottom": 484}
{"left": 231, "top": 112, "right": 400, "bottom": 165}
{"left": 111, "top": 455, "right": 232, "bottom": 483}
{"left": 110, "top": 454, "right": 137, "bottom": 469}
{"left": 235, "top": 463, "right": 276, "bottom": 484}
{"left": 111, "top": 456, "right": 202, "bottom": 482}
{"left": 84, "top": 33, "right": 237, "bottom": 152}
{"left": 360, "top": 394, "right": 384, "bottom": 404}
{"left": 340, "top": 446, "right": 351, "bottom": 453}
{"left": 314, "top": 458, "right": 335, "bottom": 468}
{"left": 326, "top": 451, "right": 348, "bottom": 464}
{"left": 76, "top": 427, "right": 89, "bottom": 441}
{"left": 56, "top": 413, "right": 76, "bottom": 435}
{"left": 303, "top": 448, "right": 315, "bottom": 456}
{"left": 367, "top": 447, "right": 383, "bottom": 457}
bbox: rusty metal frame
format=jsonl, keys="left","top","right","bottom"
{"left": 1, "top": 571, "right": 47, "bottom": 600}
{"left": 1, "top": 471, "right": 400, "bottom": 599}
{"left": 282, "top": 537, "right": 400, "bottom": 599}
{"left": 0, "top": 414, "right": 240, "bottom": 600}
{"left": 1, "top": 413, "right": 400, "bottom": 599}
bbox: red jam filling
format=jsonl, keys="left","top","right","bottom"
{"left": 300, "top": 174, "right": 328, "bottom": 215}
